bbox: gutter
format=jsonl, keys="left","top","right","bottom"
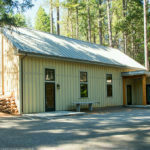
{"left": 21, "top": 54, "right": 27, "bottom": 114}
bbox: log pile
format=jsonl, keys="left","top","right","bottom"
{"left": 0, "top": 95, "right": 18, "bottom": 114}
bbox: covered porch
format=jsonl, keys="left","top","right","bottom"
{"left": 122, "top": 70, "right": 150, "bottom": 106}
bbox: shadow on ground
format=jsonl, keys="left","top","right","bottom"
{"left": 0, "top": 107, "right": 150, "bottom": 150}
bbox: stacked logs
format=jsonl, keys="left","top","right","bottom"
{"left": 0, "top": 95, "right": 18, "bottom": 114}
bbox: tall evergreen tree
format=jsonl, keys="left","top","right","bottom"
{"left": 106, "top": 0, "right": 112, "bottom": 47}
{"left": 0, "top": 0, "right": 33, "bottom": 27}
{"left": 56, "top": 0, "right": 60, "bottom": 35}
{"left": 87, "top": 0, "right": 91, "bottom": 42}
{"left": 13, "top": 14, "right": 27, "bottom": 27}
{"left": 35, "top": 6, "right": 50, "bottom": 32}
{"left": 143, "top": 0, "right": 149, "bottom": 70}
{"left": 50, "top": 0, "right": 54, "bottom": 33}
{"left": 98, "top": 0, "right": 103, "bottom": 45}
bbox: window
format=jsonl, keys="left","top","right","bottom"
{"left": 106, "top": 74, "right": 112, "bottom": 97}
{"left": 45, "top": 69, "right": 55, "bottom": 81}
{"left": 80, "top": 72, "right": 87, "bottom": 82}
{"left": 80, "top": 72, "right": 88, "bottom": 97}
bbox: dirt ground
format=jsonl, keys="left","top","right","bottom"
{"left": 0, "top": 112, "right": 20, "bottom": 117}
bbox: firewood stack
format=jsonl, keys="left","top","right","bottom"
{"left": 0, "top": 95, "right": 18, "bottom": 114}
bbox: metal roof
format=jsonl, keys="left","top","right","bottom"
{"left": 2, "top": 27, "right": 146, "bottom": 70}
{"left": 122, "top": 70, "right": 150, "bottom": 77}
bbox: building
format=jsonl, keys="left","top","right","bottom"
{"left": 0, "top": 28, "right": 150, "bottom": 114}
{"left": 0, "top": 35, "right": 2, "bottom": 94}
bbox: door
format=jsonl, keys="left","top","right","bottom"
{"left": 146, "top": 85, "right": 150, "bottom": 104}
{"left": 45, "top": 83, "right": 55, "bottom": 111}
{"left": 127, "top": 85, "right": 132, "bottom": 105}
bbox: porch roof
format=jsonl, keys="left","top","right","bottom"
{"left": 121, "top": 70, "right": 150, "bottom": 77}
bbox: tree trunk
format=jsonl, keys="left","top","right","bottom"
{"left": 67, "top": 9, "right": 69, "bottom": 36}
{"left": 50, "top": 0, "right": 54, "bottom": 33}
{"left": 93, "top": 33, "right": 96, "bottom": 43}
{"left": 76, "top": 7, "right": 79, "bottom": 39}
{"left": 98, "top": 0, "right": 103, "bottom": 45}
{"left": 131, "top": 35, "right": 134, "bottom": 59}
{"left": 71, "top": 11, "right": 73, "bottom": 38}
{"left": 86, "top": 29, "right": 89, "bottom": 41}
{"left": 106, "top": 0, "right": 112, "bottom": 47}
{"left": 56, "top": 0, "right": 60, "bottom": 35}
{"left": 122, "top": 0, "right": 127, "bottom": 53}
{"left": 144, "top": 0, "right": 149, "bottom": 70}
{"left": 87, "top": 0, "right": 91, "bottom": 42}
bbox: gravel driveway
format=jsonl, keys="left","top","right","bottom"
{"left": 0, "top": 107, "right": 150, "bottom": 150}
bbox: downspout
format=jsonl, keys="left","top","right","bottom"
{"left": 21, "top": 54, "right": 27, "bottom": 113}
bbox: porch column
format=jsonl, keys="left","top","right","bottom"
{"left": 142, "top": 75, "right": 147, "bottom": 105}
{"left": 123, "top": 77, "right": 126, "bottom": 105}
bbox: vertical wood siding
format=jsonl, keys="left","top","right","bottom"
{"left": 133, "top": 78, "right": 142, "bottom": 105}
{"left": 125, "top": 78, "right": 143, "bottom": 105}
{"left": 22, "top": 56, "right": 127, "bottom": 114}
{"left": 2, "top": 35, "right": 20, "bottom": 111}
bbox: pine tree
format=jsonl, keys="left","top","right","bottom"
{"left": 143, "top": 0, "right": 149, "bottom": 70}
{"left": 122, "top": 0, "right": 127, "bottom": 53}
{"left": 87, "top": 0, "right": 91, "bottom": 42}
{"left": 0, "top": 0, "right": 33, "bottom": 27}
{"left": 106, "top": 0, "right": 112, "bottom": 47}
{"left": 56, "top": 0, "right": 60, "bottom": 35}
{"left": 50, "top": 0, "right": 54, "bottom": 33}
{"left": 35, "top": 6, "right": 50, "bottom": 32}
{"left": 98, "top": 0, "right": 103, "bottom": 45}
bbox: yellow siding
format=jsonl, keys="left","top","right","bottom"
{"left": 133, "top": 78, "right": 142, "bottom": 105}
{"left": 2, "top": 35, "right": 20, "bottom": 111}
{"left": 125, "top": 78, "right": 143, "bottom": 105}
{"left": 22, "top": 56, "right": 128, "bottom": 114}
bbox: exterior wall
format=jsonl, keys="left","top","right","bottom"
{"left": 125, "top": 78, "right": 143, "bottom": 105}
{"left": 0, "top": 35, "right": 2, "bottom": 94}
{"left": 125, "top": 79, "right": 134, "bottom": 104}
{"left": 1, "top": 35, "right": 20, "bottom": 112}
{"left": 133, "top": 78, "right": 142, "bottom": 105}
{"left": 22, "top": 56, "right": 129, "bottom": 114}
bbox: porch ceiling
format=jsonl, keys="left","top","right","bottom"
{"left": 121, "top": 70, "right": 150, "bottom": 77}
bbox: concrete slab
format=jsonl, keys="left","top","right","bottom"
{"left": 22, "top": 111, "right": 85, "bottom": 119}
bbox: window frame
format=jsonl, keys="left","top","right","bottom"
{"left": 80, "top": 71, "right": 88, "bottom": 98}
{"left": 45, "top": 68, "right": 55, "bottom": 83}
{"left": 106, "top": 74, "right": 113, "bottom": 97}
